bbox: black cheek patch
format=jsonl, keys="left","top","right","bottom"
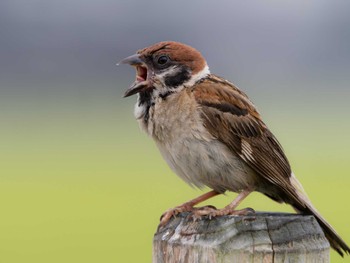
{"left": 164, "top": 67, "right": 191, "bottom": 87}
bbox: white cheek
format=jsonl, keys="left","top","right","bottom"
{"left": 154, "top": 66, "right": 180, "bottom": 88}
{"left": 157, "top": 66, "right": 178, "bottom": 79}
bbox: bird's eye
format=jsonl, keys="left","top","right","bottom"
{"left": 157, "top": 55, "right": 169, "bottom": 65}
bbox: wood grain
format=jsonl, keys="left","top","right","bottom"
{"left": 153, "top": 212, "right": 329, "bottom": 263}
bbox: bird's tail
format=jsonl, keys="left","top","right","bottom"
{"left": 290, "top": 173, "right": 350, "bottom": 257}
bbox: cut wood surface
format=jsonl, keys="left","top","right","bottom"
{"left": 153, "top": 212, "right": 330, "bottom": 263}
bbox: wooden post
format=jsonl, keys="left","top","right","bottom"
{"left": 153, "top": 212, "right": 330, "bottom": 263}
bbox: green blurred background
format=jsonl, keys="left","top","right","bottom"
{"left": 1, "top": 0, "right": 350, "bottom": 262}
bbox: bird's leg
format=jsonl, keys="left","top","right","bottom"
{"left": 192, "top": 189, "right": 254, "bottom": 219}
{"left": 159, "top": 190, "right": 221, "bottom": 226}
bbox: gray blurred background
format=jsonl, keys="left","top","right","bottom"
{"left": 2, "top": 0, "right": 350, "bottom": 98}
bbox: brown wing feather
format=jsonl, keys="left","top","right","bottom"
{"left": 193, "top": 75, "right": 300, "bottom": 203}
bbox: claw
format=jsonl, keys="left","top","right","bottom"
{"left": 192, "top": 207, "right": 255, "bottom": 221}
{"left": 159, "top": 204, "right": 195, "bottom": 227}
{"left": 191, "top": 206, "right": 218, "bottom": 221}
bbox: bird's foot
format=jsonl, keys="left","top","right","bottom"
{"left": 159, "top": 203, "right": 195, "bottom": 227}
{"left": 192, "top": 206, "right": 255, "bottom": 221}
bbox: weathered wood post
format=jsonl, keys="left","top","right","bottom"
{"left": 153, "top": 212, "right": 330, "bottom": 263}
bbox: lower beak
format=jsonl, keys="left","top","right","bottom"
{"left": 123, "top": 79, "right": 149, "bottom": 97}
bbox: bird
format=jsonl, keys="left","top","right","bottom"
{"left": 119, "top": 41, "right": 350, "bottom": 256}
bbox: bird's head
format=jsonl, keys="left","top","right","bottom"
{"left": 119, "top": 41, "right": 210, "bottom": 97}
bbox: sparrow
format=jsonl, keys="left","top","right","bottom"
{"left": 119, "top": 41, "right": 350, "bottom": 256}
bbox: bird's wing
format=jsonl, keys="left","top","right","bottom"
{"left": 192, "top": 75, "right": 298, "bottom": 201}
{"left": 192, "top": 75, "right": 350, "bottom": 256}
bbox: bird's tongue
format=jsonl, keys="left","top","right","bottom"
{"left": 136, "top": 65, "right": 147, "bottom": 82}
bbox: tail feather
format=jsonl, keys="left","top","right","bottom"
{"left": 290, "top": 173, "right": 350, "bottom": 257}
{"left": 303, "top": 203, "right": 350, "bottom": 257}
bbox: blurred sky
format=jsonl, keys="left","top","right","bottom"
{"left": 1, "top": 1, "right": 350, "bottom": 262}
{"left": 1, "top": 0, "right": 350, "bottom": 177}
{"left": 2, "top": 0, "right": 350, "bottom": 95}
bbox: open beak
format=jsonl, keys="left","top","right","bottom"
{"left": 117, "top": 54, "right": 150, "bottom": 97}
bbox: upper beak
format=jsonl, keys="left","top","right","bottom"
{"left": 117, "top": 53, "right": 151, "bottom": 97}
{"left": 117, "top": 54, "right": 143, "bottom": 66}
